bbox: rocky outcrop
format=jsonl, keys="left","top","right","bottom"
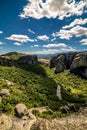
{"left": 0, "top": 57, "right": 14, "bottom": 67}
{"left": 50, "top": 52, "right": 87, "bottom": 78}
{"left": 70, "top": 53, "right": 87, "bottom": 78}
{"left": 19, "top": 55, "right": 38, "bottom": 64}
{"left": 31, "top": 107, "right": 87, "bottom": 130}
{"left": 0, "top": 107, "right": 87, "bottom": 130}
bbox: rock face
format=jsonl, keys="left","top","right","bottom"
{"left": 19, "top": 55, "right": 38, "bottom": 64}
{"left": 0, "top": 57, "right": 14, "bottom": 67}
{"left": 0, "top": 107, "right": 87, "bottom": 130}
{"left": 70, "top": 53, "right": 87, "bottom": 78}
{"left": 50, "top": 52, "right": 87, "bottom": 78}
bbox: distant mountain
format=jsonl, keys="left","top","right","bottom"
{"left": 1, "top": 52, "right": 25, "bottom": 60}
{"left": 0, "top": 51, "right": 87, "bottom": 60}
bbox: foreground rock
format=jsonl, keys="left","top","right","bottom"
{"left": 0, "top": 107, "right": 87, "bottom": 130}
{"left": 14, "top": 103, "right": 29, "bottom": 118}
{"left": 14, "top": 103, "right": 36, "bottom": 119}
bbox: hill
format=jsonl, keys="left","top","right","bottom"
{"left": 1, "top": 52, "right": 25, "bottom": 60}
{"left": 0, "top": 52, "right": 87, "bottom": 119}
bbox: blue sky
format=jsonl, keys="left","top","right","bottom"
{"left": 0, "top": 0, "right": 87, "bottom": 55}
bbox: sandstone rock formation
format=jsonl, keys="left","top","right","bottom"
{"left": 19, "top": 55, "right": 38, "bottom": 64}
{"left": 50, "top": 52, "right": 87, "bottom": 78}
{"left": 70, "top": 53, "right": 87, "bottom": 78}
{"left": 0, "top": 107, "right": 87, "bottom": 130}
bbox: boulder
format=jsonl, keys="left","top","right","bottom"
{"left": 14, "top": 103, "right": 28, "bottom": 118}
{"left": 0, "top": 89, "right": 10, "bottom": 96}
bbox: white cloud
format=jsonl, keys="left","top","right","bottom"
{"left": 63, "top": 18, "right": 87, "bottom": 29}
{"left": 28, "top": 29, "right": 35, "bottom": 34}
{"left": 53, "top": 25, "right": 87, "bottom": 40}
{"left": 26, "top": 46, "right": 76, "bottom": 55}
{"left": 37, "top": 35, "right": 49, "bottom": 41}
{"left": 80, "top": 39, "right": 87, "bottom": 45}
{"left": 34, "top": 44, "right": 39, "bottom": 47}
{"left": 31, "top": 44, "right": 39, "bottom": 48}
{"left": 61, "top": 46, "right": 76, "bottom": 52}
{"left": 19, "top": 0, "right": 86, "bottom": 20}
{"left": 0, "top": 31, "right": 3, "bottom": 34}
{"left": 0, "top": 41, "right": 4, "bottom": 45}
{"left": 14, "top": 42, "right": 22, "bottom": 46}
{"left": 43, "top": 43, "right": 68, "bottom": 48}
{"left": 26, "top": 49, "right": 60, "bottom": 55}
{"left": 51, "top": 38, "right": 56, "bottom": 42}
{"left": 6, "top": 34, "right": 35, "bottom": 43}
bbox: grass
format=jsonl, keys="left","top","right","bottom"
{"left": 0, "top": 62, "right": 87, "bottom": 118}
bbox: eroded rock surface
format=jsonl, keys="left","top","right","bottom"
{"left": 0, "top": 107, "right": 87, "bottom": 130}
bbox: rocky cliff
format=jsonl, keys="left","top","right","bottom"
{"left": 50, "top": 52, "right": 87, "bottom": 78}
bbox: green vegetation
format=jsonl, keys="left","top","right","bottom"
{"left": 0, "top": 56, "right": 87, "bottom": 118}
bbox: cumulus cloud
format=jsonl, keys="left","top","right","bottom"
{"left": 80, "top": 39, "right": 87, "bottom": 45}
{"left": 52, "top": 25, "right": 87, "bottom": 40}
{"left": 19, "top": 0, "right": 86, "bottom": 20}
{"left": 63, "top": 18, "right": 87, "bottom": 29}
{"left": 6, "top": 34, "right": 35, "bottom": 43}
{"left": 43, "top": 43, "right": 68, "bottom": 48}
{"left": 0, "top": 31, "right": 3, "bottom": 34}
{"left": 14, "top": 42, "right": 22, "bottom": 46}
{"left": 28, "top": 29, "right": 35, "bottom": 34}
{"left": 37, "top": 35, "right": 49, "bottom": 41}
{"left": 0, "top": 41, "right": 4, "bottom": 45}
{"left": 43, "top": 43, "right": 76, "bottom": 53}
{"left": 61, "top": 46, "right": 76, "bottom": 52}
